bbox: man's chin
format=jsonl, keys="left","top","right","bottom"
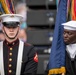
{"left": 64, "top": 41, "right": 70, "bottom": 45}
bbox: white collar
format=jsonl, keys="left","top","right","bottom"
{"left": 66, "top": 43, "right": 76, "bottom": 58}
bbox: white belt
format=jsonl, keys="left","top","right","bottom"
{"left": 0, "top": 41, "right": 4, "bottom": 75}
{"left": 0, "top": 40, "right": 24, "bottom": 75}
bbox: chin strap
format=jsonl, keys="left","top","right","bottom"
{"left": 4, "top": 29, "right": 19, "bottom": 40}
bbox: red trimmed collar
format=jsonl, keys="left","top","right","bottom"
{"left": 4, "top": 39, "right": 19, "bottom": 47}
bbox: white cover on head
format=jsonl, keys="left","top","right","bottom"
{"left": 62, "top": 20, "right": 76, "bottom": 30}
{"left": 0, "top": 14, "right": 23, "bottom": 23}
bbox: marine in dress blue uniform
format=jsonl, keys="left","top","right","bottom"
{"left": 0, "top": 14, "right": 38, "bottom": 75}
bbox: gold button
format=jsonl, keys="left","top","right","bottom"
{"left": 13, "top": 43, "right": 14, "bottom": 45}
{"left": 9, "top": 64, "right": 12, "bottom": 67}
{"left": 9, "top": 53, "right": 12, "bottom": 56}
{"left": 9, "top": 58, "right": 12, "bottom": 61}
{"left": 10, "top": 48, "right": 12, "bottom": 50}
{"left": 7, "top": 42, "right": 8, "bottom": 45}
{"left": 9, "top": 70, "right": 12, "bottom": 73}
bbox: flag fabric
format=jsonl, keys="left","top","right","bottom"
{"left": 56, "top": 0, "right": 59, "bottom": 7}
{"left": 48, "top": 0, "right": 67, "bottom": 75}
{"left": 71, "top": 0, "right": 76, "bottom": 20}
{"left": 56, "top": 0, "right": 60, "bottom": 11}
{"left": 67, "top": 0, "right": 76, "bottom": 21}
{"left": 0, "top": 0, "right": 14, "bottom": 15}
{"left": 67, "top": 0, "right": 71, "bottom": 21}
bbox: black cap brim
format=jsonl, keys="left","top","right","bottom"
{"left": 2, "top": 22, "right": 20, "bottom": 28}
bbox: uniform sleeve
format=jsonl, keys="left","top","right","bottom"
{"left": 23, "top": 46, "right": 38, "bottom": 75}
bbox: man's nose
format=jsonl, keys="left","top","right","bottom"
{"left": 63, "top": 33, "right": 69, "bottom": 38}
{"left": 9, "top": 28, "right": 14, "bottom": 31}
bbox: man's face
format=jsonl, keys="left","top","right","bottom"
{"left": 63, "top": 29, "right": 76, "bottom": 45}
{"left": 3, "top": 26, "right": 19, "bottom": 39}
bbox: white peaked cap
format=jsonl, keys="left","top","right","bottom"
{"left": 0, "top": 14, "right": 23, "bottom": 23}
{"left": 62, "top": 20, "right": 76, "bottom": 30}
